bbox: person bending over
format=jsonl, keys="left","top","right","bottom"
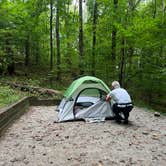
{"left": 106, "top": 81, "right": 133, "bottom": 124}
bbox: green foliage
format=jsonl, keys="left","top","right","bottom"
{"left": 0, "top": 85, "right": 25, "bottom": 108}
{"left": 0, "top": 0, "right": 165, "bottom": 111}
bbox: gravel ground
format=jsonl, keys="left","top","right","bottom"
{"left": 0, "top": 106, "right": 166, "bottom": 166}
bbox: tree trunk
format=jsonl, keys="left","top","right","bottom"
{"left": 111, "top": 29, "right": 116, "bottom": 60}
{"left": 128, "top": 46, "right": 134, "bottom": 72}
{"left": 153, "top": 0, "right": 157, "bottom": 18}
{"left": 91, "top": 0, "right": 97, "bottom": 76}
{"left": 50, "top": 0, "right": 53, "bottom": 70}
{"left": 5, "top": 33, "right": 15, "bottom": 75}
{"left": 35, "top": 42, "right": 39, "bottom": 65}
{"left": 56, "top": 0, "right": 61, "bottom": 80}
{"left": 111, "top": 0, "right": 118, "bottom": 60}
{"left": 159, "top": 0, "right": 165, "bottom": 64}
{"left": 65, "top": 0, "right": 72, "bottom": 71}
{"left": 162, "top": 0, "right": 165, "bottom": 23}
{"left": 25, "top": 36, "right": 30, "bottom": 66}
{"left": 119, "top": 38, "right": 125, "bottom": 87}
{"left": 73, "top": 0, "right": 78, "bottom": 22}
{"left": 79, "top": 0, "right": 84, "bottom": 74}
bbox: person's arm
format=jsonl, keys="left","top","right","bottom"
{"left": 106, "top": 94, "right": 111, "bottom": 101}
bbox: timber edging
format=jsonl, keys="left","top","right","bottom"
{"left": 0, "top": 96, "right": 61, "bottom": 135}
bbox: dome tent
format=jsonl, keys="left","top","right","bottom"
{"left": 57, "top": 76, "right": 113, "bottom": 122}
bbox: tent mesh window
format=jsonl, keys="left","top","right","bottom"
{"left": 80, "top": 88, "right": 100, "bottom": 97}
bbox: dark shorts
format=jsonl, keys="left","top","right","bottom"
{"left": 112, "top": 103, "right": 133, "bottom": 121}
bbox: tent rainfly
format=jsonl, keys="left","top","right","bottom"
{"left": 57, "top": 76, "right": 113, "bottom": 122}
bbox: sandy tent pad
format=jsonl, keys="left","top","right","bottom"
{"left": 0, "top": 106, "right": 166, "bottom": 166}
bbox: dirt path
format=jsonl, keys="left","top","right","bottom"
{"left": 0, "top": 106, "right": 166, "bottom": 166}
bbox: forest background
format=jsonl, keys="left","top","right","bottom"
{"left": 0, "top": 0, "right": 165, "bottom": 112}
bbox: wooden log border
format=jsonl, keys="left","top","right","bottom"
{"left": 0, "top": 97, "right": 61, "bottom": 135}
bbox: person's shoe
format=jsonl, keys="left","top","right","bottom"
{"left": 116, "top": 120, "right": 121, "bottom": 124}
{"left": 123, "top": 120, "right": 128, "bottom": 124}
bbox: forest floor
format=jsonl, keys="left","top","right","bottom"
{"left": 0, "top": 106, "right": 166, "bottom": 166}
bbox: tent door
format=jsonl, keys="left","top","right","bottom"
{"left": 73, "top": 88, "right": 107, "bottom": 116}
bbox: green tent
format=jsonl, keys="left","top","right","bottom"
{"left": 58, "top": 76, "right": 113, "bottom": 122}
{"left": 64, "top": 76, "right": 110, "bottom": 98}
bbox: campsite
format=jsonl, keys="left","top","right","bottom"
{"left": 0, "top": 106, "right": 166, "bottom": 166}
{"left": 0, "top": 75, "right": 166, "bottom": 166}
{"left": 0, "top": 0, "right": 166, "bottom": 166}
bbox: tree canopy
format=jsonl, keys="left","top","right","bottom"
{"left": 0, "top": 0, "right": 165, "bottom": 111}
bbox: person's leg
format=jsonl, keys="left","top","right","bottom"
{"left": 123, "top": 106, "right": 133, "bottom": 124}
{"left": 112, "top": 104, "right": 122, "bottom": 123}
{"left": 123, "top": 110, "right": 129, "bottom": 124}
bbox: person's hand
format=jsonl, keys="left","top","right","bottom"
{"left": 106, "top": 95, "right": 110, "bottom": 101}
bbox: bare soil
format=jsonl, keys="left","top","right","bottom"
{"left": 0, "top": 106, "right": 166, "bottom": 166}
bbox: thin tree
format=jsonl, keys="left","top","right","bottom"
{"left": 5, "top": 32, "right": 15, "bottom": 75}
{"left": 153, "top": 0, "right": 157, "bottom": 18}
{"left": 119, "top": 0, "right": 142, "bottom": 86}
{"left": 50, "top": 0, "right": 53, "bottom": 70}
{"left": 91, "top": 0, "right": 97, "bottom": 76}
{"left": 25, "top": 35, "right": 30, "bottom": 66}
{"left": 162, "top": 0, "right": 165, "bottom": 24}
{"left": 111, "top": 0, "right": 118, "bottom": 60}
{"left": 56, "top": 0, "right": 61, "bottom": 80}
{"left": 119, "top": 38, "right": 126, "bottom": 87}
{"left": 160, "top": 0, "right": 165, "bottom": 56}
{"left": 79, "top": 0, "right": 84, "bottom": 74}
{"left": 65, "top": 0, "right": 72, "bottom": 70}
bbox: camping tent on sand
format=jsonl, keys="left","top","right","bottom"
{"left": 57, "top": 76, "right": 113, "bottom": 122}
